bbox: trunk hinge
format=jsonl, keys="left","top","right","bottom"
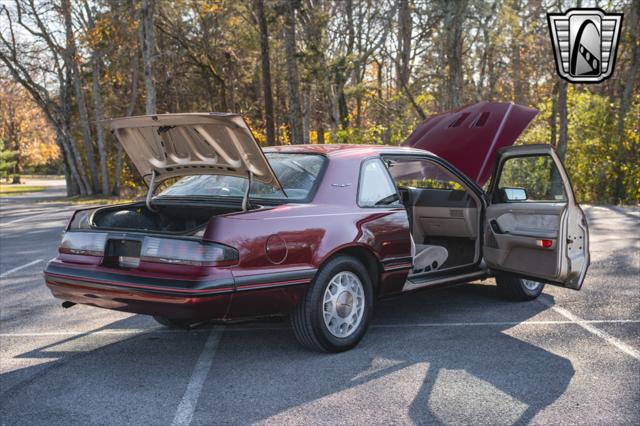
{"left": 146, "top": 170, "right": 158, "bottom": 212}
{"left": 242, "top": 170, "right": 253, "bottom": 211}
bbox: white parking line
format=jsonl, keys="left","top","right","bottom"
{"left": 171, "top": 326, "right": 223, "bottom": 426}
{"left": 0, "top": 259, "right": 44, "bottom": 279}
{"left": 539, "top": 297, "right": 640, "bottom": 361}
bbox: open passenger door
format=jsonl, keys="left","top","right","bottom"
{"left": 483, "top": 145, "right": 589, "bottom": 289}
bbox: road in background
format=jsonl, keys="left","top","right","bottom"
{"left": 1, "top": 189, "right": 638, "bottom": 425}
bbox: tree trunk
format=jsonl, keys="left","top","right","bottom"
{"left": 317, "top": 116, "right": 325, "bottom": 145}
{"left": 140, "top": 0, "right": 156, "bottom": 115}
{"left": 83, "top": 2, "right": 110, "bottom": 195}
{"left": 62, "top": 0, "right": 98, "bottom": 193}
{"left": 511, "top": 0, "right": 525, "bottom": 104}
{"left": 556, "top": 80, "right": 568, "bottom": 161}
{"left": 442, "top": 0, "right": 467, "bottom": 110}
{"left": 613, "top": 0, "right": 639, "bottom": 203}
{"left": 283, "top": 1, "right": 303, "bottom": 144}
{"left": 91, "top": 56, "right": 109, "bottom": 195}
{"left": 396, "top": 0, "right": 412, "bottom": 90}
{"left": 113, "top": 49, "right": 140, "bottom": 195}
{"left": 329, "top": 84, "right": 339, "bottom": 141}
{"left": 255, "top": 0, "right": 276, "bottom": 146}
{"left": 56, "top": 129, "right": 81, "bottom": 196}
{"left": 303, "top": 82, "right": 311, "bottom": 144}
{"left": 549, "top": 82, "right": 558, "bottom": 147}
{"left": 478, "top": 14, "right": 493, "bottom": 99}
{"left": 62, "top": 67, "right": 92, "bottom": 195}
{"left": 549, "top": 80, "right": 568, "bottom": 198}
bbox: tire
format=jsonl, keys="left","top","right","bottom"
{"left": 153, "top": 316, "right": 193, "bottom": 329}
{"left": 495, "top": 274, "right": 545, "bottom": 301}
{"left": 290, "top": 255, "right": 374, "bottom": 353}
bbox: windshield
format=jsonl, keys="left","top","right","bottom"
{"left": 157, "top": 153, "right": 325, "bottom": 201}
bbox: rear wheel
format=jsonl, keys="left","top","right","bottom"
{"left": 291, "top": 255, "right": 373, "bottom": 352}
{"left": 153, "top": 316, "right": 193, "bottom": 329}
{"left": 495, "top": 274, "right": 545, "bottom": 301}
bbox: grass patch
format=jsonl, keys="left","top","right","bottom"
{"left": 0, "top": 185, "right": 47, "bottom": 196}
{"left": 63, "top": 196, "right": 137, "bottom": 205}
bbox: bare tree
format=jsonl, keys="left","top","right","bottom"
{"left": 62, "top": 0, "right": 99, "bottom": 193}
{"left": 0, "top": 1, "right": 91, "bottom": 195}
{"left": 556, "top": 80, "right": 568, "bottom": 161}
{"left": 82, "top": 1, "right": 109, "bottom": 195}
{"left": 255, "top": 0, "right": 276, "bottom": 145}
{"left": 395, "top": 0, "right": 412, "bottom": 90}
{"left": 441, "top": 0, "right": 467, "bottom": 110}
{"left": 139, "top": 0, "right": 156, "bottom": 114}
{"left": 552, "top": 0, "right": 568, "bottom": 162}
{"left": 282, "top": 0, "right": 303, "bottom": 144}
{"left": 155, "top": 4, "right": 228, "bottom": 111}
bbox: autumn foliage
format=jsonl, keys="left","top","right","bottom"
{"left": 0, "top": 0, "right": 638, "bottom": 203}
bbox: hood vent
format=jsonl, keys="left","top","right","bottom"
{"left": 448, "top": 113, "right": 470, "bottom": 128}
{"left": 472, "top": 112, "right": 490, "bottom": 127}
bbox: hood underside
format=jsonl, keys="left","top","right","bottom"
{"left": 402, "top": 102, "right": 539, "bottom": 186}
{"left": 105, "top": 113, "right": 282, "bottom": 190}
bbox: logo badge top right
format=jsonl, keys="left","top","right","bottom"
{"left": 548, "top": 8, "right": 623, "bottom": 83}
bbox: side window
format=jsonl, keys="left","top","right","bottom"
{"left": 386, "top": 158, "right": 465, "bottom": 190}
{"left": 358, "top": 158, "right": 398, "bottom": 207}
{"left": 496, "top": 155, "right": 567, "bottom": 203}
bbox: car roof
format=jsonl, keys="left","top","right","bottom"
{"left": 263, "top": 144, "right": 435, "bottom": 158}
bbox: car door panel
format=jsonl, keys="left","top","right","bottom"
{"left": 484, "top": 145, "right": 589, "bottom": 289}
{"left": 491, "top": 203, "right": 563, "bottom": 238}
{"left": 484, "top": 206, "right": 565, "bottom": 282}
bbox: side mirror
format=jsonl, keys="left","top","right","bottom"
{"left": 499, "top": 186, "right": 528, "bottom": 202}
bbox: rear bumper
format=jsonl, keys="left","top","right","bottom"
{"left": 43, "top": 260, "right": 315, "bottom": 321}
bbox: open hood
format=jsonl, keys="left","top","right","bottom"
{"left": 105, "top": 113, "right": 283, "bottom": 191}
{"left": 402, "top": 102, "right": 539, "bottom": 186}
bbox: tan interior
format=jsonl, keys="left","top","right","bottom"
{"left": 384, "top": 156, "right": 482, "bottom": 275}
{"left": 414, "top": 206, "right": 478, "bottom": 240}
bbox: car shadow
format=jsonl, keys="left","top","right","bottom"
{"left": 0, "top": 283, "right": 574, "bottom": 425}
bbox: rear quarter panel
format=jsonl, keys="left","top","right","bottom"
{"left": 203, "top": 152, "right": 411, "bottom": 316}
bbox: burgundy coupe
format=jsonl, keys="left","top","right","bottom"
{"left": 44, "top": 101, "right": 590, "bottom": 352}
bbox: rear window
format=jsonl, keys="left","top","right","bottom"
{"left": 157, "top": 153, "right": 325, "bottom": 201}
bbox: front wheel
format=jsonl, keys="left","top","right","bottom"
{"left": 495, "top": 274, "right": 545, "bottom": 301}
{"left": 290, "top": 255, "right": 373, "bottom": 352}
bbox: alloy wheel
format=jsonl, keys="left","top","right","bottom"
{"left": 322, "top": 271, "right": 365, "bottom": 338}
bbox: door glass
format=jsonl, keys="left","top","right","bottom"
{"left": 358, "top": 159, "right": 399, "bottom": 207}
{"left": 386, "top": 159, "right": 465, "bottom": 190}
{"left": 496, "top": 155, "right": 567, "bottom": 203}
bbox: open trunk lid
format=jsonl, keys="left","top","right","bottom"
{"left": 402, "top": 101, "right": 539, "bottom": 186}
{"left": 105, "top": 113, "right": 283, "bottom": 191}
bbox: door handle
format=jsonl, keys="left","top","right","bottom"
{"left": 490, "top": 220, "right": 504, "bottom": 234}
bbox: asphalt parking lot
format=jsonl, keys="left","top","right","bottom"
{"left": 1, "top": 192, "right": 638, "bottom": 425}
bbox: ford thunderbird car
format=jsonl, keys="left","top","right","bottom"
{"left": 44, "top": 101, "right": 590, "bottom": 352}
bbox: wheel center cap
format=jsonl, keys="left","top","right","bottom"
{"left": 335, "top": 291, "right": 353, "bottom": 318}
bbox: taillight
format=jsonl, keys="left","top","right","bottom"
{"left": 140, "top": 237, "right": 238, "bottom": 266}
{"left": 59, "top": 232, "right": 108, "bottom": 256}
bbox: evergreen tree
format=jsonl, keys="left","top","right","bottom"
{"left": 0, "top": 140, "right": 17, "bottom": 180}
